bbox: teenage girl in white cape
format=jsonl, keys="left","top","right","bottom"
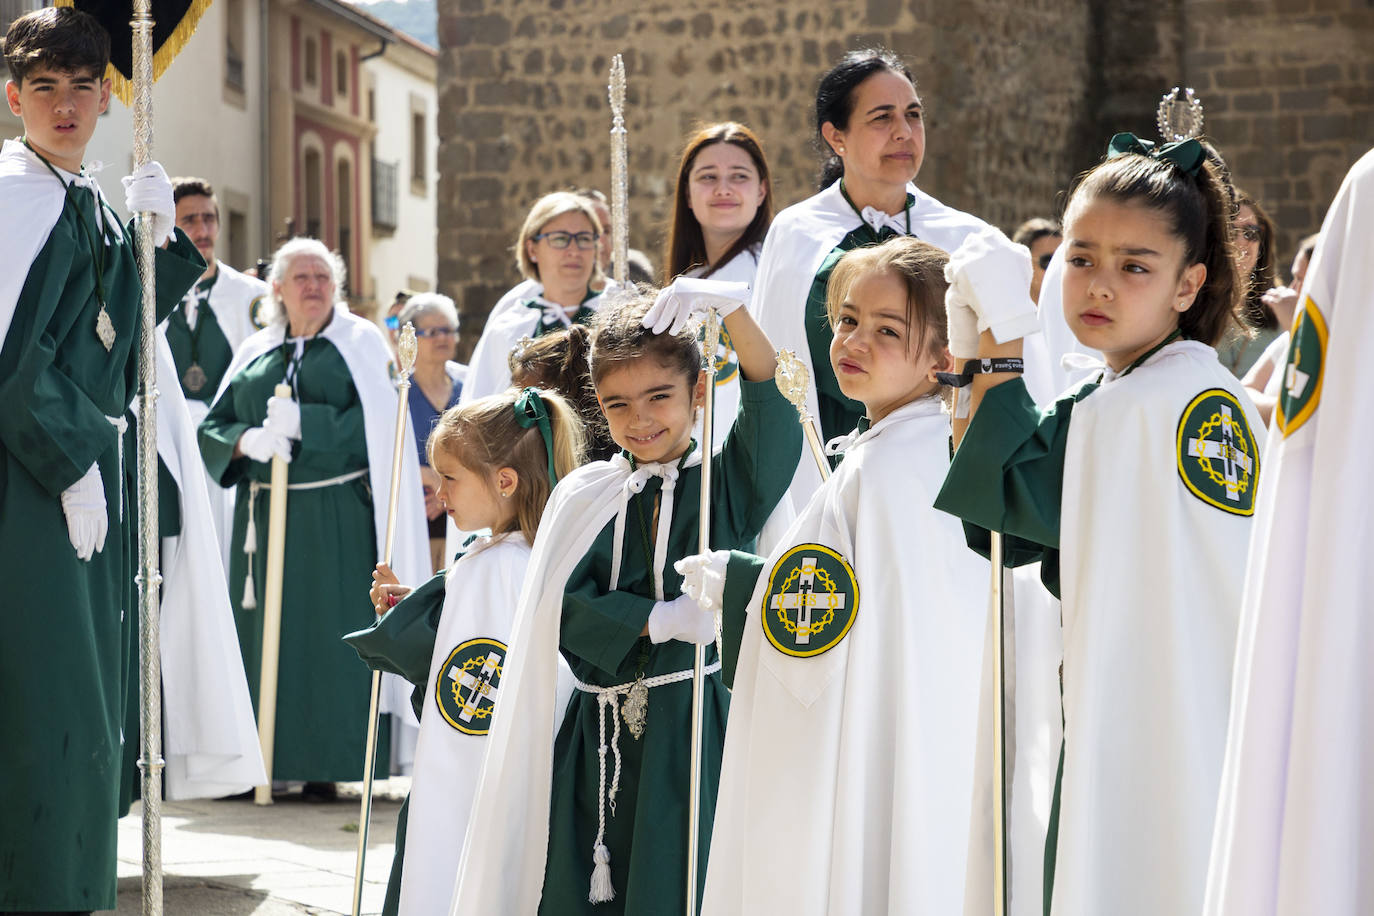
{"left": 663, "top": 121, "right": 774, "bottom": 452}
{"left": 934, "top": 136, "right": 1263, "bottom": 916}
{"left": 346, "top": 388, "right": 585, "bottom": 916}
{"left": 701, "top": 236, "right": 989, "bottom": 914}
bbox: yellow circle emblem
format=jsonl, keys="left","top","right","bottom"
{"left": 761, "top": 544, "right": 859, "bottom": 658}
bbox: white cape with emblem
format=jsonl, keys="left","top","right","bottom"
{"left": 1204, "top": 148, "right": 1374, "bottom": 916}
{"left": 447, "top": 452, "right": 696, "bottom": 914}
{"left": 151, "top": 336, "right": 267, "bottom": 798}
{"left": 702, "top": 398, "right": 989, "bottom": 915}
{"left": 214, "top": 303, "right": 430, "bottom": 731}
{"left": 1046, "top": 341, "right": 1263, "bottom": 915}
{"left": 399, "top": 534, "right": 531, "bottom": 916}
{"left": 748, "top": 180, "right": 987, "bottom": 551}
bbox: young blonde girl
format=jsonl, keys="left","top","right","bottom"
{"left": 346, "top": 388, "right": 585, "bottom": 916}
{"left": 934, "top": 135, "right": 1262, "bottom": 916}
{"left": 702, "top": 236, "right": 991, "bottom": 914}
{"left": 450, "top": 286, "right": 802, "bottom": 915}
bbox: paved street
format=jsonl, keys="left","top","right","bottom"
{"left": 100, "top": 778, "right": 410, "bottom": 915}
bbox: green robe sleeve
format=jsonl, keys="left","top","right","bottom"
{"left": 719, "top": 549, "right": 765, "bottom": 688}
{"left": 711, "top": 377, "right": 804, "bottom": 548}
{"left": 934, "top": 378, "right": 1093, "bottom": 600}
{"left": 561, "top": 544, "right": 655, "bottom": 679}
{"left": 297, "top": 394, "right": 367, "bottom": 473}
{"left": 198, "top": 372, "right": 254, "bottom": 488}
{"left": 344, "top": 570, "right": 448, "bottom": 720}
{"left": 143, "top": 227, "right": 207, "bottom": 324}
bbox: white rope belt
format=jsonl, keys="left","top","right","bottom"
{"left": 240, "top": 467, "right": 368, "bottom": 609}
{"left": 572, "top": 658, "right": 722, "bottom": 903}
{"left": 105, "top": 415, "right": 128, "bottom": 521}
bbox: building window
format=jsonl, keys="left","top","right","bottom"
{"left": 336, "top": 50, "right": 348, "bottom": 97}
{"left": 303, "top": 148, "right": 322, "bottom": 239}
{"left": 410, "top": 110, "right": 426, "bottom": 192}
{"left": 304, "top": 36, "right": 317, "bottom": 86}
{"left": 224, "top": 0, "right": 245, "bottom": 92}
{"left": 373, "top": 159, "right": 399, "bottom": 231}
{"left": 337, "top": 158, "right": 353, "bottom": 293}
{"left": 228, "top": 209, "right": 248, "bottom": 269}
{"left": 367, "top": 88, "right": 376, "bottom": 123}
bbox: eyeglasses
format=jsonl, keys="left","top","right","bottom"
{"left": 1237, "top": 224, "right": 1262, "bottom": 243}
{"left": 532, "top": 230, "right": 599, "bottom": 250}
{"left": 1037, "top": 253, "right": 1054, "bottom": 270}
{"left": 384, "top": 315, "right": 400, "bottom": 330}
{"left": 415, "top": 326, "right": 457, "bottom": 339}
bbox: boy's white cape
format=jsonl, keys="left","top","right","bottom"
{"left": 152, "top": 337, "right": 267, "bottom": 797}
{"left": 399, "top": 535, "right": 531, "bottom": 916}
{"left": 215, "top": 303, "right": 431, "bottom": 722}
{"left": 447, "top": 450, "right": 699, "bottom": 914}
{"left": 748, "top": 180, "right": 987, "bottom": 550}
{"left": 1204, "top": 148, "right": 1374, "bottom": 916}
{"left": 703, "top": 397, "right": 989, "bottom": 914}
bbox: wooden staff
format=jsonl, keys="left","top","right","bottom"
{"left": 685, "top": 308, "right": 722, "bottom": 916}
{"left": 351, "top": 322, "right": 418, "bottom": 916}
{"left": 253, "top": 382, "right": 294, "bottom": 806}
{"left": 773, "top": 349, "right": 830, "bottom": 481}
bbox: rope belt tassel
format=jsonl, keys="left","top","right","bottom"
{"left": 573, "top": 659, "right": 723, "bottom": 904}
{"left": 241, "top": 467, "right": 367, "bottom": 610}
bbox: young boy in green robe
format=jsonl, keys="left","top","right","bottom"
{"left": 0, "top": 8, "right": 203, "bottom": 912}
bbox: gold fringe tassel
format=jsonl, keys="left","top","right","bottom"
{"left": 54, "top": 0, "right": 215, "bottom": 107}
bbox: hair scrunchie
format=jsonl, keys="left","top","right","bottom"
{"left": 1106, "top": 132, "right": 1205, "bottom": 176}
{"left": 514, "top": 387, "right": 559, "bottom": 485}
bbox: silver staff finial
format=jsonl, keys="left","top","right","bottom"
{"left": 1157, "top": 87, "right": 1205, "bottom": 143}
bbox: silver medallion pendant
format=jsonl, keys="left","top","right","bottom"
{"left": 622, "top": 676, "right": 648, "bottom": 740}
{"left": 182, "top": 363, "right": 207, "bottom": 394}
{"left": 95, "top": 305, "right": 116, "bottom": 352}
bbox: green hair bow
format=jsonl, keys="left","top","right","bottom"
{"left": 514, "top": 387, "right": 558, "bottom": 486}
{"left": 1106, "top": 132, "right": 1206, "bottom": 176}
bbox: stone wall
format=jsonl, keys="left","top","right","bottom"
{"left": 436, "top": 0, "right": 1374, "bottom": 356}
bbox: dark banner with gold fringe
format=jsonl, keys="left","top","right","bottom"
{"left": 53, "top": 0, "right": 211, "bottom": 105}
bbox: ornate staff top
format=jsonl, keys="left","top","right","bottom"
{"left": 608, "top": 54, "right": 630, "bottom": 287}
{"left": 396, "top": 322, "right": 418, "bottom": 384}
{"left": 1157, "top": 87, "right": 1205, "bottom": 142}
{"left": 774, "top": 349, "right": 813, "bottom": 421}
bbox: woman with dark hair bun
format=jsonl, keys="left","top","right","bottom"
{"left": 664, "top": 121, "right": 774, "bottom": 450}
{"left": 750, "top": 48, "right": 989, "bottom": 544}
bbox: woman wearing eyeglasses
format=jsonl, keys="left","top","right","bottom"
{"left": 397, "top": 292, "right": 467, "bottom": 570}
{"left": 462, "top": 192, "right": 615, "bottom": 406}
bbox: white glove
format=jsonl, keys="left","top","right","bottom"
{"left": 945, "top": 289, "right": 980, "bottom": 360}
{"left": 121, "top": 160, "right": 175, "bottom": 245}
{"left": 944, "top": 227, "right": 1042, "bottom": 345}
{"left": 674, "top": 549, "right": 730, "bottom": 613}
{"left": 643, "top": 278, "right": 750, "bottom": 336}
{"left": 647, "top": 593, "right": 716, "bottom": 646}
{"left": 60, "top": 462, "right": 108, "bottom": 561}
{"left": 239, "top": 427, "right": 293, "bottom": 464}
{"left": 264, "top": 394, "right": 302, "bottom": 440}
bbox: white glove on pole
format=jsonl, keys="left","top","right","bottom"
{"left": 239, "top": 427, "right": 293, "bottom": 464}
{"left": 642, "top": 278, "right": 751, "bottom": 336}
{"left": 264, "top": 394, "right": 302, "bottom": 440}
{"left": 60, "top": 462, "right": 107, "bottom": 561}
{"left": 674, "top": 549, "right": 731, "bottom": 613}
{"left": 945, "top": 287, "right": 981, "bottom": 360}
{"left": 647, "top": 593, "right": 716, "bottom": 646}
{"left": 945, "top": 227, "right": 1042, "bottom": 344}
{"left": 121, "top": 160, "right": 176, "bottom": 246}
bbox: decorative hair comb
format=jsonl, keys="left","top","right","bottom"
{"left": 1157, "top": 87, "right": 1205, "bottom": 142}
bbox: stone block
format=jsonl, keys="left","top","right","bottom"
{"left": 1301, "top": 113, "right": 1350, "bottom": 143}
